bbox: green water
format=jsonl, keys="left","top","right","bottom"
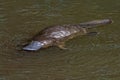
{"left": 0, "top": 0, "right": 120, "bottom": 80}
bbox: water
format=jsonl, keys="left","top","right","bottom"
{"left": 0, "top": 0, "right": 120, "bottom": 80}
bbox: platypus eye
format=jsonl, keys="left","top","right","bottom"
{"left": 23, "top": 41, "right": 43, "bottom": 51}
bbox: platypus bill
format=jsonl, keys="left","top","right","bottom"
{"left": 23, "top": 19, "right": 112, "bottom": 51}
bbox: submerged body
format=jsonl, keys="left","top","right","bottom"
{"left": 23, "top": 19, "right": 112, "bottom": 51}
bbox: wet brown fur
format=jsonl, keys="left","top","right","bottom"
{"left": 24, "top": 19, "right": 112, "bottom": 50}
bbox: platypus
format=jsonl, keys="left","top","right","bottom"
{"left": 23, "top": 19, "right": 112, "bottom": 51}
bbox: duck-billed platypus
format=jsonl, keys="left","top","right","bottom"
{"left": 23, "top": 19, "right": 112, "bottom": 51}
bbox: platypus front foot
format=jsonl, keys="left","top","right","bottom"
{"left": 57, "top": 42, "right": 68, "bottom": 50}
{"left": 58, "top": 45, "right": 68, "bottom": 50}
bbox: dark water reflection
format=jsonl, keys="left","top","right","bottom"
{"left": 0, "top": 0, "right": 120, "bottom": 80}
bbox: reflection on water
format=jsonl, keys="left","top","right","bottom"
{"left": 17, "top": 0, "right": 65, "bottom": 17}
{"left": 45, "top": 0, "right": 65, "bottom": 16}
{"left": 0, "top": 6, "right": 6, "bottom": 24}
{"left": 0, "top": 0, "right": 120, "bottom": 80}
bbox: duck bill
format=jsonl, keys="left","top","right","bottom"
{"left": 23, "top": 41, "right": 43, "bottom": 51}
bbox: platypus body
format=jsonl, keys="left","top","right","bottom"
{"left": 23, "top": 19, "right": 112, "bottom": 51}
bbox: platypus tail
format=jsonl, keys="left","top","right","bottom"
{"left": 79, "top": 19, "right": 113, "bottom": 28}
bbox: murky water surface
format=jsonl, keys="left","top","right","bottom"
{"left": 0, "top": 0, "right": 120, "bottom": 80}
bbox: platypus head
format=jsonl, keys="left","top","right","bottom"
{"left": 23, "top": 39, "right": 53, "bottom": 51}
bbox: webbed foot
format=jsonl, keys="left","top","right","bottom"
{"left": 57, "top": 42, "right": 68, "bottom": 50}
{"left": 87, "top": 32, "right": 99, "bottom": 36}
{"left": 58, "top": 45, "right": 68, "bottom": 50}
